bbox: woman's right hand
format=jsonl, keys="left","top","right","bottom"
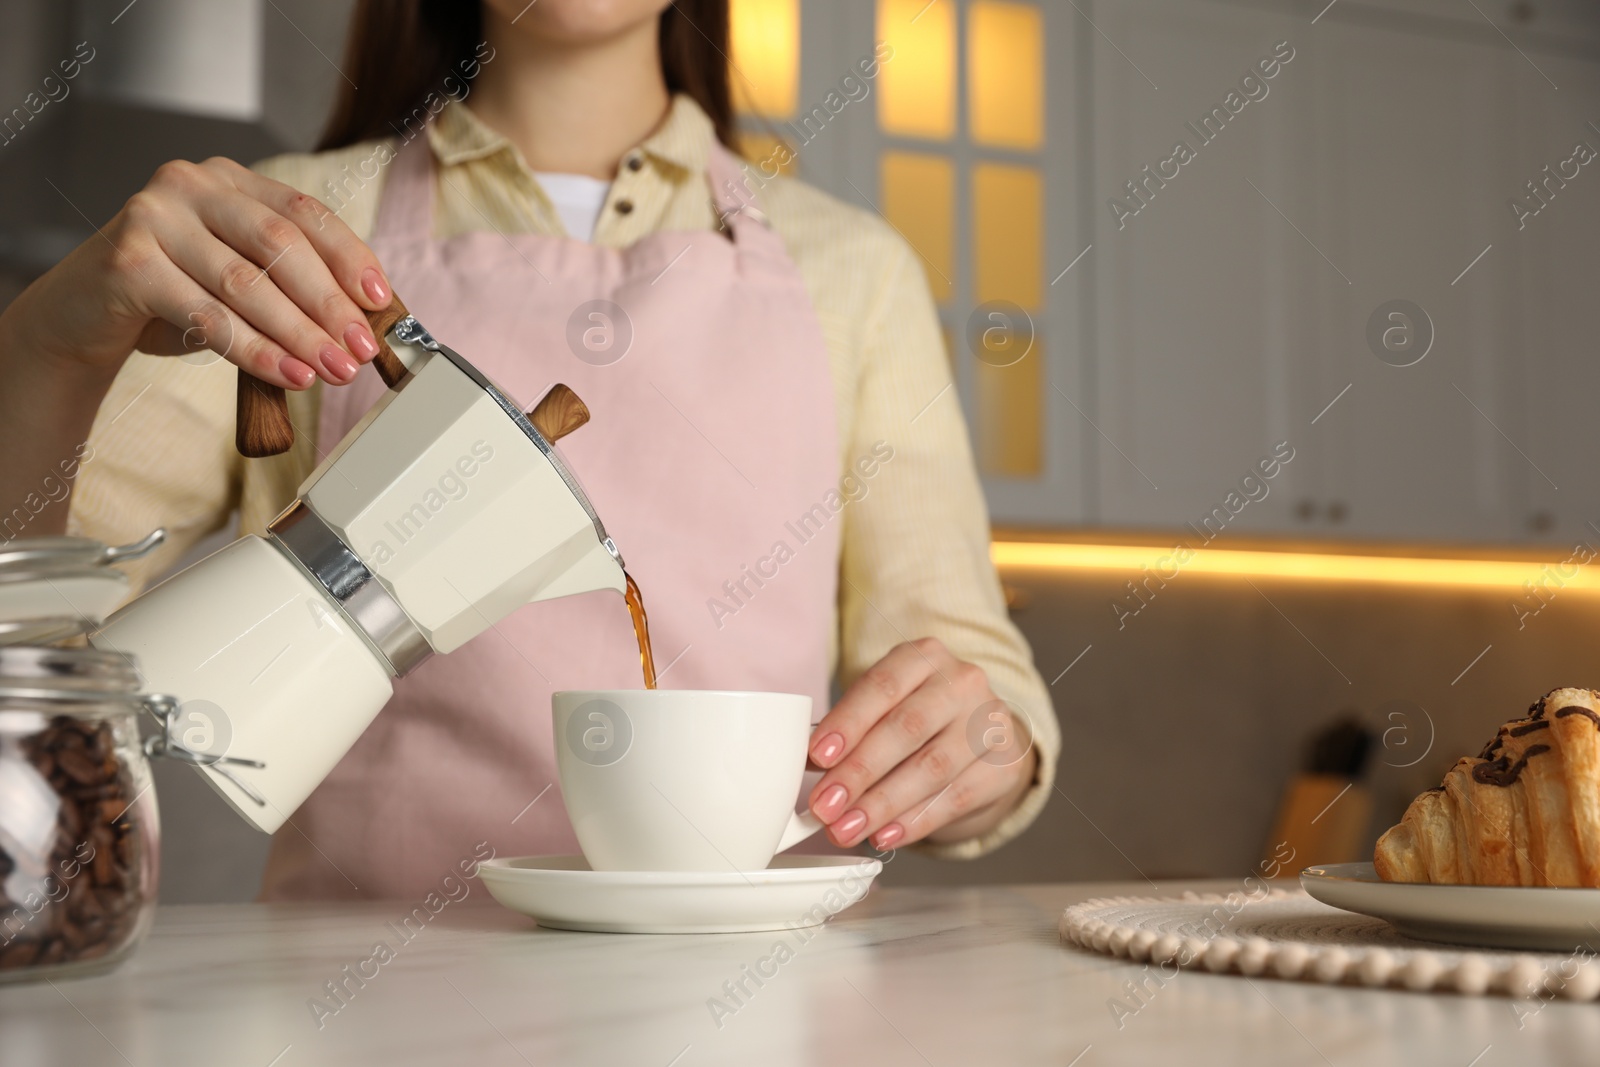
{"left": 9, "top": 156, "right": 392, "bottom": 390}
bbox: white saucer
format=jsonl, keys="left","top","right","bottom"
{"left": 1301, "top": 862, "right": 1600, "bottom": 951}
{"left": 478, "top": 855, "right": 883, "bottom": 934}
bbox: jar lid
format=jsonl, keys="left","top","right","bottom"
{"left": 0, "top": 645, "right": 143, "bottom": 704}
{"left": 0, "top": 529, "right": 164, "bottom": 582}
{"left": 0, "top": 530, "right": 165, "bottom": 646}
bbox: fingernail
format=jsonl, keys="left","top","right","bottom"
{"left": 361, "top": 268, "right": 391, "bottom": 305}
{"left": 873, "top": 824, "right": 904, "bottom": 849}
{"left": 833, "top": 809, "right": 867, "bottom": 841}
{"left": 320, "top": 343, "right": 358, "bottom": 382}
{"left": 281, "top": 357, "right": 315, "bottom": 388}
{"left": 813, "top": 732, "right": 845, "bottom": 766}
{"left": 344, "top": 322, "right": 380, "bottom": 361}
{"left": 813, "top": 783, "right": 848, "bottom": 820}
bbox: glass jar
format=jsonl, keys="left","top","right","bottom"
{"left": 0, "top": 646, "right": 159, "bottom": 983}
{"left": 0, "top": 531, "right": 162, "bottom": 647}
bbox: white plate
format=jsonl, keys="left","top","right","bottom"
{"left": 1301, "top": 862, "right": 1600, "bottom": 951}
{"left": 479, "top": 855, "right": 883, "bottom": 934}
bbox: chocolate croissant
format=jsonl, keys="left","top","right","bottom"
{"left": 1374, "top": 687, "right": 1600, "bottom": 887}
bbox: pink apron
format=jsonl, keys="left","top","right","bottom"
{"left": 258, "top": 136, "right": 840, "bottom": 899}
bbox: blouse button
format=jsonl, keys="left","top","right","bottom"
{"left": 614, "top": 199, "right": 635, "bottom": 215}
{"left": 625, "top": 154, "right": 644, "bottom": 172}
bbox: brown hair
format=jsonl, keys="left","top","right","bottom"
{"left": 317, "top": 1, "right": 734, "bottom": 152}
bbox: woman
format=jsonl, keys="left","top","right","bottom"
{"left": 0, "top": 0, "right": 1058, "bottom": 897}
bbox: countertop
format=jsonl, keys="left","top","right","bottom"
{"left": 0, "top": 880, "right": 1592, "bottom": 1066}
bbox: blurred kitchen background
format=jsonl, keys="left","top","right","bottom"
{"left": 3, "top": 0, "right": 1600, "bottom": 899}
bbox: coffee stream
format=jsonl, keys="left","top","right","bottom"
{"left": 624, "top": 571, "right": 658, "bottom": 689}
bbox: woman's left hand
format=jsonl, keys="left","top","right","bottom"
{"left": 806, "top": 637, "right": 1038, "bottom": 851}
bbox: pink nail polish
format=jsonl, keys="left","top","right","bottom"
{"left": 361, "top": 268, "right": 390, "bottom": 305}
{"left": 874, "top": 824, "right": 904, "bottom": 849}
{"left": 813, "top": 732, "right": 845, "bottom": 766}
{"left": 834, "top": 809, "right": 867, "bottom": 840}
{"left": 344, "top": 322, "right": 379, "bottom": 361}
{"left": 814, "top": 783, "right": 848, "bottom": 820}
{"left": 320, "top": 344, "right": 358, "bottom": 382}
{"left": 280, "top": 357, "right": 316, "bottom": 388}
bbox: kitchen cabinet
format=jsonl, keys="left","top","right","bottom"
{"left": 800, "top": 0, "right": 1598, "bottom": 543}
{"left": 1075, "top": 0, "right": 1598, "bottom": 543}
{"left": 1513, "top": 50, "right": 1600, "bottom": 548}
{"left": 1291, "top": 11, "right": 1528, "bottom": 544}
{"left": 1084, "top": 0, "right": 1306, "bottom": 535}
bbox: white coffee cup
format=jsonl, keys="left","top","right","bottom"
{"left": 553, "top": 689, "right": 824, "bottom": 872}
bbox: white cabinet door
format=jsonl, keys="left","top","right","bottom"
{"left": 1511, "top": 49, "right": 1600, "bottom": 547}
{"left": 1088, "top": 0, "right": 1552, "bottom": 544}
{"left": 1296, "top": 15, "right": 1527, "bottom": 544}
{"left": 1087, "top": 0, "right": 1309, "bottom": 535}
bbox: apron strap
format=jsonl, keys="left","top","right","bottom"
{"left": 705, "top": 143, "right": 789, "bottom": 258}
{"left": 370, "top": 135, "right": 437, "bottom": 247}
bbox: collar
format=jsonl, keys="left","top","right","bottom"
{"left": 426, "top": 93, "right": 717, "bottom": 175}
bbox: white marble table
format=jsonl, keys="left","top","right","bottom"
{"left": 0, "top": 880, "right": 1592, "bottom": 1066}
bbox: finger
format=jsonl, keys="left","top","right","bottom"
{"left": 809, "top": 669, "right": 973, "bottom": 832}
{"left": 870, "top": 759, "right": 1022, "bottom": 851}
{"left": 824, "top": 722, "right": 977, "bottom": 848}
{"left": 214, "top": 158, "right": 392, "bottom": 311}
{"left": 809, "top": 638, "right": 949, "bottom": 769}
{"left": 135, "top": 256, "right": 315, "bottom": 389}
{"left": 156, "top": 217, "right": 359, "bottom": 386}
{"left": 192, "top": 185, "right": 381, "bottom": 370}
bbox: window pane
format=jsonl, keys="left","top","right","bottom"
{"left": 876, "top": 0, "right": 956, "bottom": 140}
{"left": 882, "top": 151, "right": 955, "bottom": 303}
{"left": 969, "top": 1, "right": 1044, "bottom": 150}
{"left": 976, "top": 337, "right": 1043, "bottom": 477}
{"left": 738, "top": 132, "right": 797, "bottom": 176}
{"left": 973, "top": 162, "right": 1042, "bottom": 310}
{"left": 730, "top": 0, "right": 799, "bottom": 118}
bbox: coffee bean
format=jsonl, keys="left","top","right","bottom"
{"left": 56, "top": 748, "right": 100, "bottom": 786}
{"left": 0, "top": 715, "right": 149, "bottom": 978}
{"left": 0, "top": 941, "right": 40, "bottom": 969}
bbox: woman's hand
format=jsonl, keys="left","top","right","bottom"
{"left": 8, "top": 156, "right": 391, "bottom": 389}
{"left": 806, "top": 638, "right": 1038, "bottom": 851}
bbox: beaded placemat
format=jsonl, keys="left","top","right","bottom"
{"left": 1060, "top": 889, "right": 1600, "bottom": 1000}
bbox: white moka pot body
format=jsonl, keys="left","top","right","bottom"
{"left": 303, "top": 342, "right": 623, "bottom": 655}
{"left": 93, "top": 535, "right": 391, "bottom": 831}
{"left": 93, "top": 335, "right": 624, "bottom": 833}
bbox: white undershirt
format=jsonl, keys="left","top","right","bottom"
{"left": 534, "top": 172, "right": 612, "bottom": 242}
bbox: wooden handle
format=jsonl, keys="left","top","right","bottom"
{"left": 234, "top": 294, "right": 411, "bottom": 457}
{"left": 367, "top": 294, "right": 411, "bottom": 388}
{"left": 528, "top": 384, "right": 590, "bottom": 442}
{"left": 235, "top": 373, "right": 295, "bottom": 458}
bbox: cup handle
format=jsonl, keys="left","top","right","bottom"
{"left": 776, "top": 809, "right": 825, "bottom": 853}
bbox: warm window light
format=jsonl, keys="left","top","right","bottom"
{"left": 973, "top": 162, "right": 1043, "bottom": 309}
{"left": 877, "top": 0, "right": 957, "bottom": 140}
{"left": 969, "top": 1, "right": 1044, "bottom": 150}
{"left": 730, "top": 0, "right": 799, "bottom": 118}
{"left": 990, "top": 541, "right": 1600, "bottom": 591}
{"left": 738, "top": 131, "right": 798, "bottom": 174}
{"left": 976, "top": 340, "right": 1044, "bottom": 477}
{"left": 882, "top": 150, "right": 955, "bottom": 302}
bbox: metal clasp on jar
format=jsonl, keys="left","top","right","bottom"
{"left": 140, "top": 694, "right": 268, "bottom": 806}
